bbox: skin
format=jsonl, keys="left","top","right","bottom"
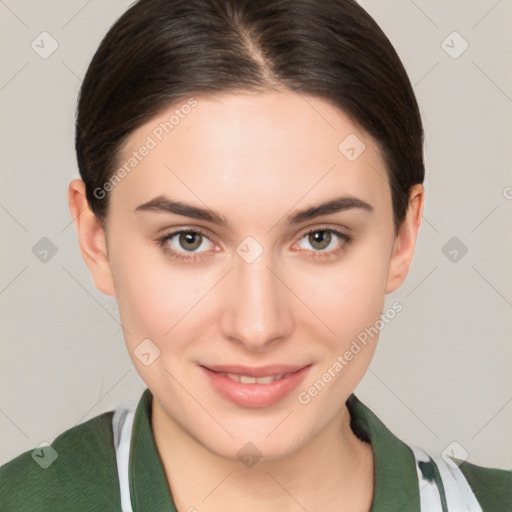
{"left": 68, "top": 90, "right": 423, "bottom": 512}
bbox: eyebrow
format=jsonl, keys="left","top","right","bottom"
{"left": 134, "top": 194, "right": 373, "bottom": 226}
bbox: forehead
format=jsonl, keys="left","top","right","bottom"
{"left": 109, "top": 91, "right": 390, "bottom": 224}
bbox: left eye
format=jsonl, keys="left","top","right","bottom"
{"left": 296, "top": 229, "right": 348, "bottom": 252}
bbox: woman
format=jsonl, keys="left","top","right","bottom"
{"left": 1, "top": 0, "right": 510, "bottom": 510}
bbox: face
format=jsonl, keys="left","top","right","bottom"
{"left": 74, "top": 90, "right": 421, "bottom": 461}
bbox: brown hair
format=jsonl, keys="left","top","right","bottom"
{"left": 75, "top": 0, "right": 424, "bottom": 231}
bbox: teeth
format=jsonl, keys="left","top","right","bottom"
{"left": 240, "top": 375, "right": 257, "bottom": 384}
{"left": 225, "top": 373, "right": 287, "bottom": 384}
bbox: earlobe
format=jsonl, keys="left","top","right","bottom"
{"left": 385, "top": 184, "right": 424, "bottom": 294}
{"left": 67, "top": 179, "right": 116, "bottom": 297}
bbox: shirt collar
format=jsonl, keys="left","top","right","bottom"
{"left": 346, "top": 394, "right": 421, "bottom": 511}
{"left": 129, "top": 389, "right": 177, "bottom": 511}
{"left": 129, "top": 388, "right": 421, "bottom": 511}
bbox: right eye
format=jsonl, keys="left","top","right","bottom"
{"left": 157, "top": 229, "right": 218, "bottom": 262}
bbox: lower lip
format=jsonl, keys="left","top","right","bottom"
{"left": 200, "top": 365, "right": 312, "bottom": 408}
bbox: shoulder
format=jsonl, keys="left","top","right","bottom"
{"left": 457, "top": 458, "right": 512, "bottom": 512}
{"left": 0, "top": 411, "right": 121, "bottom": 512}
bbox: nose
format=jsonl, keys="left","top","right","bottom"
{"left": 220, "top": 248, "right": 293, "bottom": 351}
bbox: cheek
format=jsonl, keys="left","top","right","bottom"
{"left": 292, "top": 237, "right": 393, "bottom": 414}
{"left": 110, "top": 245, "right": 219, "bottom": 394}
{"left": 292, "top": 234, "right": 393, "bottom": 344}
{"left": 109, "top": 238, "right": 211, "bottom": 347}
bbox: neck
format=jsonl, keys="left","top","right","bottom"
{"left": 151, "top": 400, "right": 374, "bottom": 512}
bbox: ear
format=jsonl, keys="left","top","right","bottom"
{"left": 385, "top": 184, "right": 424, "bottom": 294}
{"left": 67, "top": 179, "right": 116, "bottom": 296}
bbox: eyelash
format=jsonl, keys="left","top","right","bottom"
{"left": 156, "top": 226, "right": 352, "bottom": 263}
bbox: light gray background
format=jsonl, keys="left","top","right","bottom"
{"left": 1, "top": 0, "right": 511, "bottom": 469}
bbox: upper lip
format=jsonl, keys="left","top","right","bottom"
{"left": 201, "top": 364, "right": 311, "bottom": 377}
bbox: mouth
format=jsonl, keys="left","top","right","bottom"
{"left": 218, "top": 372, "right": 295, "bottom": 384}
{"left": 198, "top": 363, "right": 312, "bottom": 408}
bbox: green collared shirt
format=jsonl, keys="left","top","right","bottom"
{"left": 1, "top": 388, "right": 510, "bottom": 511}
